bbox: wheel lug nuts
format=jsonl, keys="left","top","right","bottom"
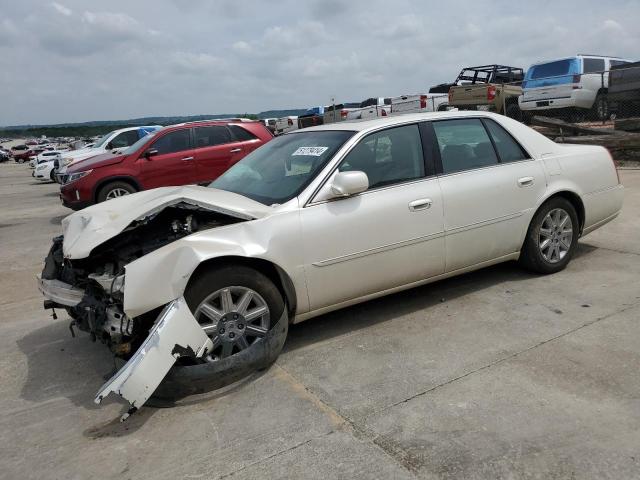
{"left": 229, "top": 332, "right": 235, "bottom": 339}
{"left": 233, "top": 314, "right": 238, "bottom": 320}
{"left": 238, "top": 323, "right": 244, "bottom": 329}
{"left": 219, "top": 328, "right": 225, "bottom": 334}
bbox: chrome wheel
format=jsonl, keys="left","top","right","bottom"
{"left": 105, "top": 188, "right": 131, "bottom": 200}
{"left": 194, "top": 286, "right": 270, "bottom": 362}
{"left": 538, "top": 208, "right": 573, "bottom": 264}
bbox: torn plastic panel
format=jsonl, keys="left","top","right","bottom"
{"left": 95, "top": 297, "right": 213, "bottom": 421}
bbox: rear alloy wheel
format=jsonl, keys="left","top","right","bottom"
{"left": 97, "top": 181, "right": 137, "bottom": 203}
{"left": 519, "top": 197, "right": 579, "bottom": 274}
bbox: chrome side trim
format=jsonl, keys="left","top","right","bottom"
{"left": 311, "top": 211, "right": 525, "bottom": 268}
{"left": 37, "top": 275, "right": 85, "bottom": 307}
{"left": 445, "top": 211, "right": 525, "bottom": 235}
{"left": 312, "top": 231, "right": 445, "bottom": 267}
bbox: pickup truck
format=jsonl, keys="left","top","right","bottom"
{"left": 274, "top": 116, "right": 299, "bottom": 135}
{"left": 390, "top": 93, "right": 449, "bottom": 115}
{"left": 323, "top": 102, "right": 360, "bottom": 124}
{"left": 444, "top": 65, "right": 524, "bottom": 118}
{"left": 608, "top": 61, "right": 640, "bottom": 118}
{"left": 345, "top": 97, "right": 392, "bottom": 120}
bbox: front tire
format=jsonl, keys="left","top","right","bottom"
{"left": 155, "top": 265, "right": 288, "bottom": 399}
{"left": 519, "top": 197, "right": 579, "bottom": 274}
{"left": 96, "top": 181, "right": 137, "bottom": 203}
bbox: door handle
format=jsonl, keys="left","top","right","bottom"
{"left": 408, "top": 198, "right": 432, "bottom": 211}
{"left": 230, "top": 148, "right": 242, "bottom": 153}
{"left": 181, "top": 156, "right": 194, "bottom": 161}
{"left": 517, "top": 176, "right": 534, "bottom": 187}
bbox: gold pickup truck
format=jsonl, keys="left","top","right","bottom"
{"left": 445, "top": 65, "right": 524, "bottom": 118}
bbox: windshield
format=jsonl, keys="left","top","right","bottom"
{"left": 92, "top": 132, "right": 113, "bottom": 149}
{"left": 210, "top": 130, "right": 355, "bottom": 205}
{"left": 123, "top": 131, "right": 157, "bottom": 155}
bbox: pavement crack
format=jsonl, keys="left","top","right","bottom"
{"left": 377, "top": 300, "right": 640, "bottom": 413}
{"left": 275, "top": 364, "right": 420, "bottom": 477}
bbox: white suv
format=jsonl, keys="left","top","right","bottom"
{"left": 58, "top": 126, "right": 161, "bottom": 168}
{"left": 519, "top": 54, "right": 631, "bottom": 120}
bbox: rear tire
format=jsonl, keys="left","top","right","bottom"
{"left": 591, "top": 92, "right": 609, "bottom": 121}
{"left": 519, "top": 197, "right": 579, "bottom": 274}
{"left": 505, "top": 103, "right": 522, "bottom": 121}
{"left": 96, "top": 181, "right": 137, "bottom": 203}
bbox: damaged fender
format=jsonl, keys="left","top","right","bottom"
{"left": 95, "top": 297, "right": 213, "bottom": 420}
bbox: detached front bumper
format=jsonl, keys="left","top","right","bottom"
{"left": 95, "top": 297, "right": 213, "bottom": 421}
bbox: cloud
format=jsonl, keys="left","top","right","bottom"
{"left": 2, "top": 0, "right": 640, "bottom": 125}
{"left": 51, "top": 2, "right": 72, "bottom": 16}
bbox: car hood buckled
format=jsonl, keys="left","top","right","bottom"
{"left": 62, "top": 185, "right": 272, "bottom": 259}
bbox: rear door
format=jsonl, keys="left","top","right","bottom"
{"left": 138, "top": 128, "right": 195, "bottom": 189}
{"left": 193, "top": 125, "right": 245, "bottom": 183}
{"left": 433, "top": 118, "right": 546, "bottom": 272}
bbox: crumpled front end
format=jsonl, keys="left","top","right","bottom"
{"left": 38, "top": 201, "right": 253, "bottom": 418}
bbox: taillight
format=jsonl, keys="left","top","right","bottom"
{"left": 420, "top": 95, "right": 427, "bottom": 109}
{"left": 448, "top": 88, "right": 453, "bottom": 103}
{"left": 381, "top": 108, "right": 387, "bottom": 116}
{"left": 340, "top": 110, "right": 348, "bottom": 118}
{"left": 572, "top": 74, "right": 581, "bottom": 83}
{"left": 287, "top": 118, "right": 293, "bottom": 126}
{"left": 487, "top": 85, "right": 497, "bottom": 101}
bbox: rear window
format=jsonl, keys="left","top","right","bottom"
{"left": 610, "top": 60, "right": 630, "bottom": 68}
{"left": 229, "top": 125, "right": 258, "bottom": 142}
{"left": 583, "top": 58, "right": 605, "bottom": 73}
{"left": 530, "top": 59, "right": 573, "bottom": 79}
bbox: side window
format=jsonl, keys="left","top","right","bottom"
{"left": 229, "top": 125, "right": 258, "bottom": 142}
{"left": 110, "top": 130, "right": 140, "bottom": 149}
{"left": 483, "top": 119, "right": 529, "bottom": 163}
{"left": 583, "top": 58, "right": 605, "bottom": 73}
{"left": 151, "top": 130, "right": 191, "bottom": 155}
{"left": 339, "top": 123, "right": 425, "bottom": 189}
{"left": 433, "top": 119, "right": 498, "bottom": 174}
{"left": 610, "top": 60, "right": 630, "bottom": 68}
{"left": 194, "top": 126, "right": 232, "bottom": 148}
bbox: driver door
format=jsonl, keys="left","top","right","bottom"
{"left": 300, "top": 123, "right": 445, "bottom": 312}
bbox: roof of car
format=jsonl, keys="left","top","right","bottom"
{"left": 297, "top": 110, "right": 500, "bottom": 133}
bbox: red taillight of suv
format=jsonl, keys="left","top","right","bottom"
{"left": 487, "top": 85, "right": 497, "bottom": 101}
{"left": 572, "top": 74, "right": 582, "bottom": 89}
{"left": 448, "top": 88, "right": 453, "bottom": 103}
{"left": 287, "top": 118, "right": 293, "bottom": 126}
{"left": 420, "top": 95, "right": 427, "bottom": 109}
{"left": 340, "top": 110, "right": 348, "bottom": 119}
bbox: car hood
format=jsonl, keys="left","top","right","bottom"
{"left": 67, "top": 151, "right": 125, "bottom": 172}
{"left": 61, "top": 185, "right": 273, "bottom": 259}
{"left": 60, "top": 147, "right": 96, "bottom": 159}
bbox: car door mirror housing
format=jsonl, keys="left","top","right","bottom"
{"left": 330, "top": 171, "right": 369, "bottom": 198}
{"left": 143, "top": 148, "right": 158, "bottom": 159}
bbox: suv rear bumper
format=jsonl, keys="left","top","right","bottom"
{"left": 519, "top": 90, "right": 595, "bottom": 111}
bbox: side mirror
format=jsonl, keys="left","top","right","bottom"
{"left": 143, "top": 148, "right": 158, "bottom": 159}
{"left": 330, "top": 171, "right": 369, "bottom": 198}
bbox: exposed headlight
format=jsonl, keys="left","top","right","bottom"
{"left": 63, "top": 170, "right": 92, "bottom": 185}
{"left": 111, "top": 274, "right": 125, "bottom": 294}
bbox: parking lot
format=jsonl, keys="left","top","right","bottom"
{"left": 0, "top": 162, "right": 639, "bottom": 479}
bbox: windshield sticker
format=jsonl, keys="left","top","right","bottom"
{"left": 292, "top": 146, "right": 328, "bottom": 157}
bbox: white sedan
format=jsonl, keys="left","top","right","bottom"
{"left": 38, "top": 111, "right": 623, "bottom": 418}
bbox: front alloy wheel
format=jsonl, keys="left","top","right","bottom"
{"left": 194, "top": 286, "right": 270, "bottom": 362}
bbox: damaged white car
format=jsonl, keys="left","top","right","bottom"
{"left": 38, "top": 111, "right": 623, "bottom": 419}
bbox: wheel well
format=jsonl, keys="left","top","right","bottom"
{"left": 188, "top": 256, "right": 297, "bottom": 320}
{"left": 545, "top": 191, "right": 585, "bottom": 233}
{"left": 93, "top": 176, "right": 140, "bottom": 203}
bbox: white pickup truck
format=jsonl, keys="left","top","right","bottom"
{"left": 274, "top": 116, "right": 299, "bottom": 135}
{"left": 390, "top": 93, "right": 449, "bottom": 115}
{"left": 345, "top": 97, "right": 392, "bottom": 120}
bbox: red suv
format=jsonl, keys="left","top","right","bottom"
{"left": 59, "top": 120, "right": 273, "bottom": 210}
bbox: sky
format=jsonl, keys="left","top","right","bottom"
{"left": 1, "top": 0, "right": 639, "bottom": 126}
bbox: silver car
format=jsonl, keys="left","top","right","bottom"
{"left": 38, "top": 111, "right": 623, "bottom": 418}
